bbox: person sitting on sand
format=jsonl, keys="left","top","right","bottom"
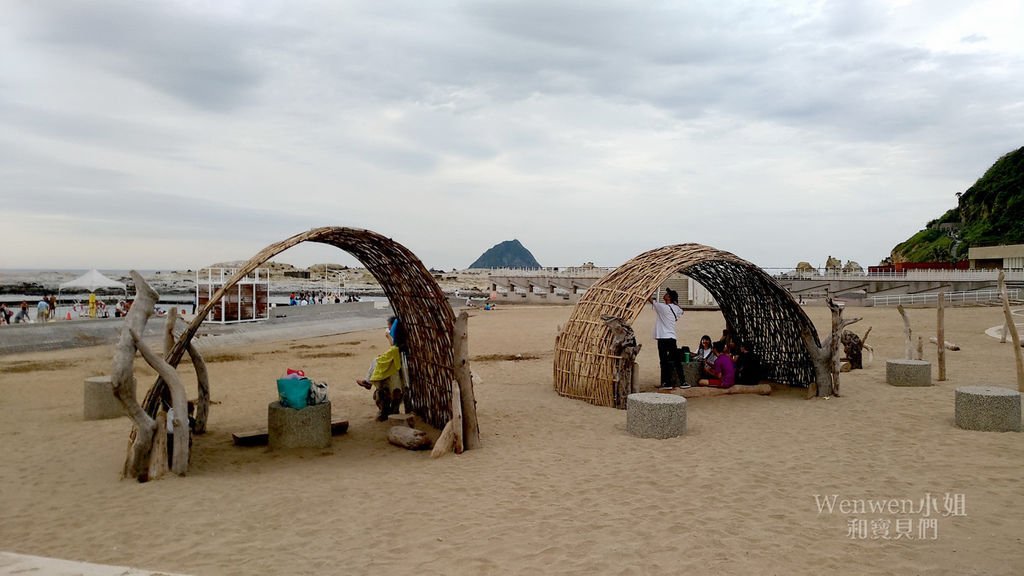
{"left": 356, "top": 316, "right": 408, "bottom": 421}
{"left": 734, "top": 341, "right": 763, "bottom": 385}
{"left": 699, "top": 340, "right": 735, "bottom": 388}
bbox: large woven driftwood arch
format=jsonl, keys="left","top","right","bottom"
{"left": 554, "top": 244, "right": 820, "bottom": 407}
{"left": 143, "top": 226, "right": 457, "bottom": 429}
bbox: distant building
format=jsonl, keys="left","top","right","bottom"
{"left": 283, "top": 270, "right": 311, "bottom": 279}
{"left": 968, "top": 244, "right": 1024, "bottom": 270}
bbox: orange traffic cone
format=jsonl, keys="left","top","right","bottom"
{"left": 66, "top": 312, "right": 72, "bottom": 320}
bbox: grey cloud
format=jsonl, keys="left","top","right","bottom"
{"left": 19, "top": 1, "right": 276, "bottom": 112}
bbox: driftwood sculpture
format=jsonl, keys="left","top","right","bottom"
{"left": 602, "top": 315, "right": 641, "bottom": 409}
{"left": 801, "top": 298, "right": 861, "bottom": 397}
{"left": 113, "top": 271, "right": 209, "bottom": 481}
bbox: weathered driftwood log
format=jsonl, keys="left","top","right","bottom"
{"left": 164, "top": 307, "right": 177, "bottom": 354}
{"left": 603, "top": 315, "right": 641, "bottom": 409}
{"left": 147, "top": 412, "right": 170, "bottom": 481}
{"left": 453, "top": 311, "right": 481, "bottom": 450}
{"left": 131, "top": 328, "right": 188, "bottom": 475}
{"left": 928, "top": 337, "right": 961, "bottom": 351}
{"left": 662, "top": 383, "right": 772, "bottom": 398}
{"left": 114, "top": 271, "right": 159, "bottom": 481}
{"left": 388, "top": 426, "right": 431, "bottom": 450}
{"left": 451, "top": 380, "right": 464, "bottom": 455}
{"left": 188, "top": 340, "right": 210, "bottom": 434}
{"left": 937, "top": 290, "right": 946, "bottom": 381}
{"left": 169, "top": 314, "right": 210, "bottom": 434}
{"left": 897, "top": 305, "right": 913, "bottom": 360}
{"left": 801, "top": 298, "right": 859, "bottom": 397}
{"left": 430, "top": 421, "right": 455, "bottom": 458}
{"left": 998, "top": 271, "right": 1024, "bottom": 391}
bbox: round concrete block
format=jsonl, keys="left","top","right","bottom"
{"left": 83, "top": 375, "right": 126, "bottom": 420}
{"left": 268, "top": 401, "right": 332, "bottom": 449}
{"left": 886, "top": 359, "right": 932, "bottom": 387}
{"left": 626, "top": 392, "right": 686, "bottom": 439}
{"left": 955, "top": 386, "right": 1021, "bottom": 432}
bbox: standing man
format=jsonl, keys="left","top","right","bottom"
{"left": 650, "top": 288, "right": 685, "bottom": 388}
{"left": 36, "top": 297, "right": 50, "bottom": 323}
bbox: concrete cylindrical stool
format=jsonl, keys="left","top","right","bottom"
{"left": 268, "top": 401, "right": 332, "bottom": 449}
{"left": 83, "top": 375, "right": 126, "bottom": 420}
{"left": 955, "top": 386, "right": 1021, "bottom": 432}
{"left": 626, "top": 393, "right": 686, "bottom": 439}
{"left": 886, "top": 359, "right": 932, "bottom": 387}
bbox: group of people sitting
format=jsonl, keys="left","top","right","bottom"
{"left": 649, "top": 288, "right": 762, "bottom": 390}
{"left": 689, "top": 330, "right": 762, "bottom": 388}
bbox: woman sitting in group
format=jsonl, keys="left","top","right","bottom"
{"left": 698, "top": 340, "right": 735, "bottom": 388}
{"left": 696, "top": 334, "right": 717, "bottom": 378}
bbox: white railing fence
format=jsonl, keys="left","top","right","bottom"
{"left": 869, "top": 289, "right": 1020, "bottom": 307}
{"left": 775, "top": 269, "right": 1024, "bottom": 282}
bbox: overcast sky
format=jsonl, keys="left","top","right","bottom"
{"left": 2, "top": 0, "right": 1022, "bottom": 272}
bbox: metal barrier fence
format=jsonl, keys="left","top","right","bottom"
{"left": 868, "top": 289, "right": 1020, "bottom": 307}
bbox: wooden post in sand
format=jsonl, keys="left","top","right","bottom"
{"left": 453, "top": 311, "right": 481, "bottom": 450}
{"left": 937, "top": 290, "right": 946, "bottom": 381}
{"left": 897, "top": 305, "right": 913, "bottom": 360}
{"left": 998, "top": 272, "right": 1024, "bottom": 391}
{"left": 829, "top": 301, "right": 842, "bottom": 396}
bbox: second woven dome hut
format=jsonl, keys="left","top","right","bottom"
{"left": 553, "top": 243, "right": 820, "bottom": 407}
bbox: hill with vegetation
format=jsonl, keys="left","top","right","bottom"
{"left": 890, "top": 146, "right": 1024, "bottom": 263}
{"left": 469, "top": 239, "right": 542, "bottom": 269}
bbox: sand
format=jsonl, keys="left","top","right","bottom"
{"left": 1, "top": 304, "right": 1022, "bottom": 575}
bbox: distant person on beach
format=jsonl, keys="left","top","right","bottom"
{"left": 37, "top": 298, "right": 50, "bottom": 323}
{"left": 699, "top": 340, "right": 735, "bottom": 388}
{"left": 356, "top": 316, "right": 408, "bottom": 421}
{"left": 650, "top": 288, "right": 685, "bottom": 388}
{"left": 14, "top": 302, "right": 31, "bottom": 323}
{"left": 0, "top": 303, "right": 11, "bottom": 325}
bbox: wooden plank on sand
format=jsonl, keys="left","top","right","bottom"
{"left": 232, "top": 419, "right": 349, "bottom": 446}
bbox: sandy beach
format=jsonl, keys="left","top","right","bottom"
{"left": 1, "top": 303, "right": 1022, "bottom": 575}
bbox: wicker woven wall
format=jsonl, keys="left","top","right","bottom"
{"left": 553, "top": 244, "right": 820, "bottom": 407}
{"left": 143, "top": 226, "right": 457, "bottom": 430}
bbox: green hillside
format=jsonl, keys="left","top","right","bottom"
{"left": 891, "top": 146, "right": 1024, "bottom": 263}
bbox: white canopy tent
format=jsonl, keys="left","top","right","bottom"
{"left": 58, "top": 269, "right": 128, "bottom": 298}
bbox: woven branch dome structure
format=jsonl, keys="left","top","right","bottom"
{"left": 554, "top": 243, "right": 820, "bottom": 407}
{"left": 143, "top": 226, "right": 457, "bottom": 430}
